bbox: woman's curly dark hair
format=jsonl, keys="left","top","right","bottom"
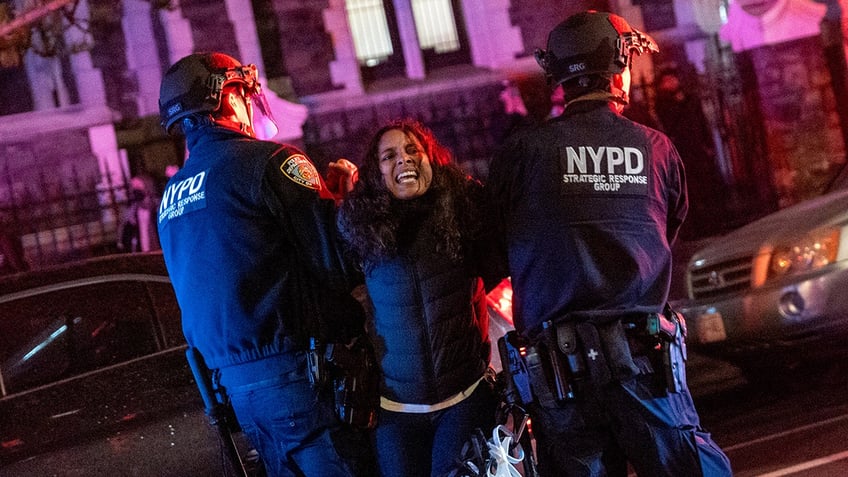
{"left": 338, "top": 118, "right": 483, "bottom": 266}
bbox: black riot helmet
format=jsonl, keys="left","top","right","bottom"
{"left": 535, "top": 11, "right": 658, "bottom": 88}
{"left": 158, "top": 52, "right": 278, "bottom": 139}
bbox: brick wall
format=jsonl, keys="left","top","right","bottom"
{"left": 180, "top": 0, "right": 241, "bottom": 57}
{"left": 89, "top": 0, "right": 134, "bottom": 119}
{"left": 266, "top": 0, "right": 336, "bottom": 96}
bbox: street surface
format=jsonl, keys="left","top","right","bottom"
{"left": 667, "top": 236, "right": 848, "bottom": 476}
{"left": 686, "top": 353, "right": 848, "bottom": 477}
{"left": 2, "top": 351, "right": 846, "bottom": 476}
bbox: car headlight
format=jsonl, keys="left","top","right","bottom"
{"left": 766, "top": 227, "right": 840, "bottom": 280}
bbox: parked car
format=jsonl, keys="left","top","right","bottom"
{"left": 0, "top": 251, "right": 521, "bottom": 475}
{"left": 677, "top": 185, "right": 848, "bottom": 377}
{"left": 0, "top": 252, "right": 255, "bottom": 476}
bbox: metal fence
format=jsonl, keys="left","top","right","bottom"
{"left": 0, "top": 163, "right": 132, "bottom": 272}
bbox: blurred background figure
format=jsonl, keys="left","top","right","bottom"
{"left": 492, "top": 79, "right": 532, "bottom": 144}
{"left": 623, "top": 84, "right": 659, "bottom": 128}
{"left": 499, "top": 80, "right": 528, "bottom": 117}
{"left": 165, "top": 164, "right": 180, "bottom": 180}
{"left": 548, "top": 84, "right": 566, "bottom": 119}
{"left": 654, "top": 64, "right": 727, "bottom": 239}
{"left": 0, "top": 212, "right": 28, "bottom": 275}
{"left": 117, "top": 175, "right": 160, "bottom": 253}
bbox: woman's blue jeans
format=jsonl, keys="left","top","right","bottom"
{"left": 374, "top": 381, "right": 497, "bottom": 477}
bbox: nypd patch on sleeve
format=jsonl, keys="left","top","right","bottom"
{"left": 280, "top": 154, "right": 322, "bottom": 190}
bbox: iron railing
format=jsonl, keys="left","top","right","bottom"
{"left": 1, "top": 162, "right": 133, "bottom": 272}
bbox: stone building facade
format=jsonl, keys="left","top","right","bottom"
{"left": 0, "top": 0, "right": 847, "bottom": 267}
{"left": 720, "top": 0, "right": 848, "bottom": 208}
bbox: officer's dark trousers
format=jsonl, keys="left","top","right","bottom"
{"left": 221, "top": 352, "right": 358, "bottom": 477}
{"left": 528, "top": 372, "right": 732, "bottom": 477}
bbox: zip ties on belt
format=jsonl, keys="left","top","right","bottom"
{"left": 486, "top": 424, "right": 524, "bottom": 477}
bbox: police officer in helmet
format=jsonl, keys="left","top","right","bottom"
{"left": 486, "top": 11, "right": 732, "bottom": 476}
{"left": 157, "top": 52, "right": 370, "bottom": 476}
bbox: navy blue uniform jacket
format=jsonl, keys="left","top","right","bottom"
{"left": 157, "top": 126, "right": 362, "bottom": 370}
{"left": 486, "top": 101, "right": 688, "bottom": 337}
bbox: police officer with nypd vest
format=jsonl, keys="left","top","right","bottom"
{"left": 485, "top": 11, "right": 733, "bottom": 476}
{"left": 157, "top": 52, "right": 371, "bottom": 476}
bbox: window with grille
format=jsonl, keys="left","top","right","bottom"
{"left": 411, "top": 0, "right": 460, "bottom": 54}
{"left": 346, "top": 0, "right": 395, "bottom": 67}
{"left": 345, "top": 0, "right": 466, "bottom": 74}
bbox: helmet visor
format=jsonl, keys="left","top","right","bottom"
{"left": 248, "top": 90, "right": 279, "bottom": 140}
{"left": 217, "top": 64, "right": 279, "bottom": 140}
